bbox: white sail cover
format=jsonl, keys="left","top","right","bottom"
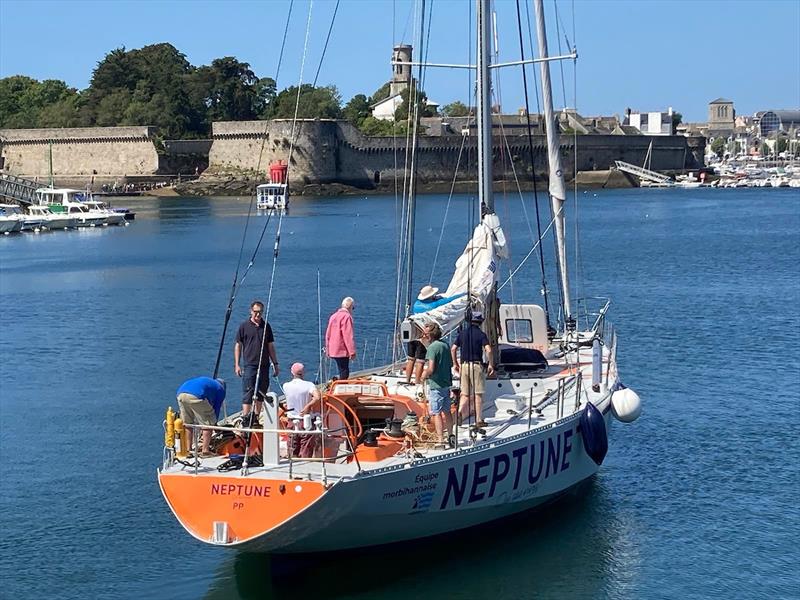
{"left": 407, "top": 213, "right": 507, "bottom": 336}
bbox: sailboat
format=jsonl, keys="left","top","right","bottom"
{"left": 158, "top": 0, "right": 641, "bottom": 553}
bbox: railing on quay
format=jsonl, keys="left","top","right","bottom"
{"left": 0, "top": 173, "right": 41, "bottom": 205}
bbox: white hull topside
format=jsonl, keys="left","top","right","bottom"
{"left": 239, "top": 406, "right": 610, "bottom": 554}
{"left": 160, "top": 341, "right": 620, "bottom": 554}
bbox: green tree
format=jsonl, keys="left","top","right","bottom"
{"left": 83, "top": 43, "right": 197, "bottom": 138}
{"left": 442, "top": 101, "right": 470, "bottom": 117}
{"left": 368, "top": 82, "right": 392, "bottom": 106}
{"left": 394, "top": 86, "right": 436, "bottom": 121}
{"left": 343, "top": 94, "right": 370, "bottom": 125}
{"left": 0, "top": 76, "right": 81, "bottom": 128}
{"left": 255, "top": 77, "right": 277, "bottom": 118}
{"left": 358, "top": 116, "right": 409, "bottom": 136}
{"left": 268, "top": 84, "right": 342, "bottom": 119}
{"left": 671, "top": 111, "right": 683, "bottom": 134}
{"left": 710, "top": 137, "right": 726, "bottom": 158}
{"left": 189, "top": 57, "right": 262, "bottom": 123}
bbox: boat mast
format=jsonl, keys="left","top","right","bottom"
{"left": 534, "top": 0, "right": 571, "bottom": 322}
{"left": 477, "top": 0, "right": 494, "bottom": 214}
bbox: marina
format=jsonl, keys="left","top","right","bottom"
{"left": 0, "top": 0, "right": 797, "bottom": 597}
{"left": 0, "top": 188, "right": 797, "bottom": 598}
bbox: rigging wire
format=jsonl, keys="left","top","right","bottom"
{"left": 312, "top": 0, "right": 340, "bottom": 87}
{"left": 244, "top": 0, "right": 315, "bottom": 469}
{"left": 429, "top": 132, "right": 469, "bottom": 283}
{"left": 552, "top": 0, "right": 568, "bottom": 110}
{"left": 213, "top": 0, "right": 296, "bottom": 387}
{"left": 514, "top": 0, "right": 552, "bottom": 324}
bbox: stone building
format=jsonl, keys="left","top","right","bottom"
{"left": 707, "top": 98, "right": 735, "bottom": 136}
{"left": 372, "top": 45, "right": 412, "bottom": 120}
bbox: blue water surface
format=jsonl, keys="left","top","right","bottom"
{"left": 0, "top": 187, "right": 798, "bottom": 599}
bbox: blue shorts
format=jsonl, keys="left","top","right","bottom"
{"left": 427, "top": 387, "right": 451, "bottom": 415}
{"left": 242, "top": 364, "right": 270, "bottom": 404}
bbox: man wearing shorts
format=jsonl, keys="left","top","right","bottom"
{"left": 404, "top": 285, "right": 443, "bottom": 384}
{"left": 451, "top": 311, "right": 494, "bottom": 428}
{"left": 420, "top": 322, "right": 453, "bottom": 448}
{"left": 234, "top": 300, "right": 280, "bottom": 417}
{"left": 176, "top": 376, "right": 226, "bottom": 458}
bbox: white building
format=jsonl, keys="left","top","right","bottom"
{"left": 628, "top": 107, "right": 674, "bottom": 136}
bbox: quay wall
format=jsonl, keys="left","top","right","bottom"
{"left": 1, "top": 122, "right": 706, "bottom": 191}
{"left": 209, "top": 120, "right": 704, "bottom": 189}
{"left": 0, "top": 127, "right": 160, "bottom": 183}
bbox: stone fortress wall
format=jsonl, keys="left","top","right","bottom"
{"left": 0, "top": 126, "right": 160, "bottom": 182}
{"left": 0, "top": 121, "right": 705, "bottom": 190}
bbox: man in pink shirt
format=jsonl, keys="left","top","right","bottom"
{"left": 325, "top": 297, "right": 356, "bottom": 380}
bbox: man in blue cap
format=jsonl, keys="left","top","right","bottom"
{"left": 176, "top": 376, "right": 226, "bottom": 458}
{"left": 451, "top": 311, "right": 494, "bottom": 428}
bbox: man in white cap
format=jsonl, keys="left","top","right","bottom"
{"left": 283, "top": 362, "right": 322, "bottom": 457}
{"left": 404, "top": 285, "right": 444, "bottom": 384}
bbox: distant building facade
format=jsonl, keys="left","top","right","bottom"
{"left": 627, "top": 108, "right": 674, "bottom": 136}
{"left": 758, "top": 110, "right": 800, "bottom": 137}
{"left": 707, "top": 98, "right": 735, "bottom": 136}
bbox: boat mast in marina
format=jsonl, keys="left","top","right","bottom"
{"left": 534, "top": 0, "right": 571, "bottom": 323}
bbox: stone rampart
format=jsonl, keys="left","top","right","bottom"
{"left": 0, "top": 127, "right": 159, "bottom": 180}
{"left": 208, "top": 120, "right": 703, "bottom": 189}
{"left": 0, "top": 121, "right": 706, "bottom": 192}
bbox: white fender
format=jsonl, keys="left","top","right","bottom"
{"left": 611, "top": 387, "right": 642, "bottom": 423}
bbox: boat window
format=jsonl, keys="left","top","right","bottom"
{"left": 505, "top": 319, "right": 533, "bottom": 343}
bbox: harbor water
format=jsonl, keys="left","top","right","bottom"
{"left": 0, "top": 188, "right": 798, "bottom": 599}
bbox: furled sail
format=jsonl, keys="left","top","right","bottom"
{"left": 404, "top": 213, "right": 507, "bottom": 337}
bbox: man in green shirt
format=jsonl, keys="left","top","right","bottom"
{"left": 420, "top": 322, "right": 454, "bottom": 448}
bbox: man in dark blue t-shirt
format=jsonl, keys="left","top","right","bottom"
{"left": 234, "top": 300, "right": 280, "bottom": 417}
{"left": 176, "top": 376, "right": 226, "bottom": 458}
{"left": 451, "top": 311, "right": 494, "bottom": 427}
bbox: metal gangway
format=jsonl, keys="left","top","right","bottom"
{"left": 613, "top": 160, "right": 673, "bottom": 186}
{"left": 0, "top": 173, "right": 41, "bottom": 206}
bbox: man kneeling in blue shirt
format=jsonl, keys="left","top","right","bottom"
{"left": 176, "top": 376, "right": 226, "bottom": 458}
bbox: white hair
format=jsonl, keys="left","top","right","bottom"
{"left": 341, "top": 297, "right": 355, "bottom": 309}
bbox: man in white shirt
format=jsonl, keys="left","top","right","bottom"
{"left": 283, "top": 363, "right": 322, "bottom": 457}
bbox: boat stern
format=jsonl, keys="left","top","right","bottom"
{"left": 158, "top": 470, "right": 327, "bottom": 547}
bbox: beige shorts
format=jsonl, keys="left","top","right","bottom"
{"left": 177, "top": 392, "right": 217, "bottom": 426}
{"left": 460, "top": 362, "right": 485, "bottom": 396}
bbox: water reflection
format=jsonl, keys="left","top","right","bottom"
{"left": 203, "top": 477, "right": 637, "bottom": 599}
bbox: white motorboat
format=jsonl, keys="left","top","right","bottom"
{"left": 256, "top": 161, "right": 289, "bottom": 210}
{"left": 26, "top": 204, "right": 77, "bottom": 230}
{"left": 158, "top": 0, "right": 641, "bottom": 553}
{"left": 0, "top": 203, "right": 40, "bottom": 232}
{"left": 83, "top": 200, "right": 126, "bottom": 225}
{"left": 0, "top": 205, "right": 23, "bottom": 234}
{"left": 36, "top": 188, "right": 110, "bottom": 227}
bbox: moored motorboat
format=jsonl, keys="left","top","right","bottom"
{"left": 26, "top": 204, "right": 78, "bottom": 230}
{"left": 0, "top": 204, "right": 23, "bottom": 234}
{"left": 0, "top": 203, "right": 42, "bottom": 232}
{"left": 256, "top": 161, "right": 289, "bottom": 210}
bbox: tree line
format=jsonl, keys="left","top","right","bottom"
{"left": 0, "top": 43, "right": 471, "bottom": 139}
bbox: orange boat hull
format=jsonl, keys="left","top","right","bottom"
{"left": 158, "top": 472, "right": 326, "bottom": 544}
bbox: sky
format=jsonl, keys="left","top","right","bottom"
{"left": 1, "top": 0, "right": 798, "bottom": 123}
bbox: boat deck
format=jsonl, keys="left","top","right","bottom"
{"left": 161, "top": 344, "right": 612, "bottom": 484}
